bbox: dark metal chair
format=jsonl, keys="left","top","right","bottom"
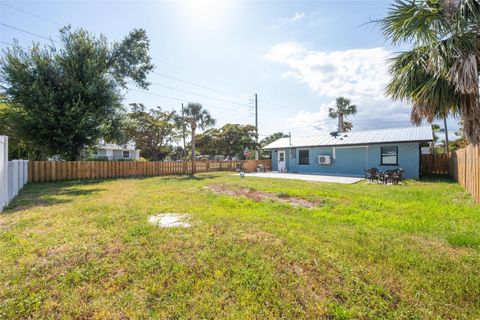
{"left": 365, "top": 167, "right": 380, "bottom": 182}
{"left": 382, "top": 170, "right": 395, "bottom": 184}
{"left": 383, "top": 169, "right": 405, "bottom": 184}
{"left": 392, "top": 168, "right": 405, "bottom": 184}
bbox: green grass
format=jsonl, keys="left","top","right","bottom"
{"left": 1, "top": 173, "right": 479, "bottom": 319}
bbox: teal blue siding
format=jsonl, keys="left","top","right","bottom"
{"left": 269, "top": 142, "right": 420, "bottom": 179}
{"left": 367, "top": 143, "right": 420, "bottom": 178}
{"left": 272, "top": 150, "right": 279, "bottom": 171}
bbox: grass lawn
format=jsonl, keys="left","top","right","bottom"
{"left": 1, "top": 173, "right": 480, "bottom": 319}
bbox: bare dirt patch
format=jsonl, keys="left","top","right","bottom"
{"left": 206, "top": 184, "right": 323, "bottom": 208}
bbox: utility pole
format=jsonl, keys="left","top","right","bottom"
{"left": 255, "top": 93, "right": 259, "bottom": 160}
{"left": 181, "top": 103, "right": 186, "bottom": 160}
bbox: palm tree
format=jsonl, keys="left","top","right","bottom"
{"left": 328, "top": 97, "right": 357, "bottom": 132}
{"left": 379, "top": 0, "right": 480, "bottom": 144}
{"left": 183, "top": 103, "right": 215, "bottom": 174}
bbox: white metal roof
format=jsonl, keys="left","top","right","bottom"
{"left": 95, "top": 143, "right": 137, "bottom": 151}
{"left": 263, "top": 126, "right": 433, "bottom": 149}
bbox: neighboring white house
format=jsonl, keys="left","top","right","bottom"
{"left": 92, "top": 142, "right": 140, "bottom": 160}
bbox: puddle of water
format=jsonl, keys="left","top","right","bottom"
{"left": 148, "top": 213, "right": 191, "bottom": 228}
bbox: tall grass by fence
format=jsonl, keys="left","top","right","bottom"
{"left": 0, "top": 136, "right": 28, "bottom": 211}
{"left": 421, "top": 153, "right": 450, "bottom": 176}
{"left": 450, "top": 145, "right": 480, "bottom": 204}
{"left": 28, "top": 160, "right": 272, "bottom": 182}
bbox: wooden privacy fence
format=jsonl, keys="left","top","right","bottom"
{"left": 449, "top": 145, "right": 480, "bottom": 204}
{"left": 28, "top": 160, "right": 272, "bottom": 183}
{"left": 421, "top": 153, "right": 450, "bottom": 176}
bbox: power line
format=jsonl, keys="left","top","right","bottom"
{"left": 127, "top": 87, "right": 252, "bottom": 116}
{"left": 153, "top": 58, "right": 254, "bottom": 95}
{"left": 0, "top": 37, "right": 253, "bottom": 121}
{"left": 0, "top": 12, "right": 308, "bottom": 116}
{"left": 151, "top": 71, "right": 249, "bottom": 99}
{"left": 0, "top": 40, "right": 25, "bottom": 49}
{"left": 0, "top": 3, "right": 354, "bottom": 118}
{"left": 0, "top": 22, "right": 60, "bottom": 44}
{"left": 0, "top": 2, "right": 63, "bottom": 27}
{"left": 149, "top": 81, "right": 249, "bottom": 107}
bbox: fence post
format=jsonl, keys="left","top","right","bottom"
{"left": 18, "top": 160, "right": 24, "bottom": 190}
{"left": 0, "top": 136, "right": 8, "bottom": 211}
{"left": 12, "top": 160, "right": 18, "bottom": 197}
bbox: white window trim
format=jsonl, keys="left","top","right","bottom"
{"left": 380, "top": 146, "right": 399, "bottom": 165}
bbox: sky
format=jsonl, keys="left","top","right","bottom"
{"left": 0, "top": 0, "right": 459, "bottom": 142}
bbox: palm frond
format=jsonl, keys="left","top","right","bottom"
{"left": 379, "top": 0, "right": 446, "bottom": 46}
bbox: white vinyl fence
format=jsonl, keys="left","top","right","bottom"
{"left": 0, "top": 136, "right": 28, "bottom": 211}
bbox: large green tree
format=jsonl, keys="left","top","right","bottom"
{"left": 328, "top": 97, "right": 357, "bottom": 132}
{"left": 182, "top": 103, "right": 215, "bottom": 174}
{"left": 260, "top": 132, "right": 289, "bottom": 159}
{"left": 0, "top": 97, "right": 33, "bottom": 159}
{"left": 125, "top": 103, "right": 181, "bottom": 160}
{"left": 0, "top": 26, "right": 154, "bottom": 160}
{"left": 379, "top": 0, "right": 480, "bottom": 144}
{"left": 260, "top": 132, "right": 289, "bottom": 147}
{"left": 196, "top": 123, "right": 259, "bottom": 159}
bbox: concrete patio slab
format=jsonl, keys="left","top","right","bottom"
{"left": 240, "top": 172, "right": 362, "bottom": 184}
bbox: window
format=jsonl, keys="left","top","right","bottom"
{"left": 381, "top": 146, "right": 398, "bottom": 165}
{"left": 299, "top": 150, "right": 309, "bottom": 165}
{"left": 123, "top": 150, "right": 130, "bottom": 158}
{"left": 279, "top": 151, "right": 285, "bottom": 162}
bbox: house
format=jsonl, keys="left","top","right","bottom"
{"left": 91, "top": 142, "right": 140, "bottom": 161}
{"left": 263, "top": 126, "right": 433, "bottom": 179}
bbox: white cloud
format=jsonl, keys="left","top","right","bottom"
{"left": 266, "top": 43, "right": 414, "bottom": 135}
{"left": 266, "top": 12, "right": 306, "bottom": 32}
{"left": 281, "top": 12, "right": 305, "bottom": 23}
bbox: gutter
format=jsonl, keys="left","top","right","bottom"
{"left": 262, "top": 139, "right": 433, "bottom": 150}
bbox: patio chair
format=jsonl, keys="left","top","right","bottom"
{"left": 382, "top": 170, "right": 394, "bottom": 184}
{"left": 391, "top": 168, "right": 405, "bottom": 184}
{"left": 365, "top": 167, "right": 380, "bottom": 182}
{"left": 383, "top": 169, "right": 405, "bottom": 184}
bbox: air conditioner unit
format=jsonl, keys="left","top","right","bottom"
{"left": 318, "top": 155, "right": 331, "bottom": 165}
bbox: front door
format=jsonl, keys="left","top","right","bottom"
{"left": 278, "top": 150, "right": 286, "bottom": 172}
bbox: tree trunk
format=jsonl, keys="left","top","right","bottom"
{"left": 443, "top": 116, "right": 449, "bottom": 154}
{"left": 338, "top": 114, "right": 345, "bottom": 132}
{"left": 191, "top": 120, "right": 197, "bottom": 175}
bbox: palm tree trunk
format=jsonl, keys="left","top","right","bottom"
{"left": 338, "top": 114, "right": 344, "bottom": 132}
{"left": 443, "top": 116, "right": 449, "bottom": 154}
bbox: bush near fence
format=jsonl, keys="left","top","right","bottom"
{"left": 28, "top": 160, "right": 272, "bottom": 182}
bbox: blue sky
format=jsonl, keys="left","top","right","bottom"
{"left": 0, "top": 0, "right": 458, "bottom": 141}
